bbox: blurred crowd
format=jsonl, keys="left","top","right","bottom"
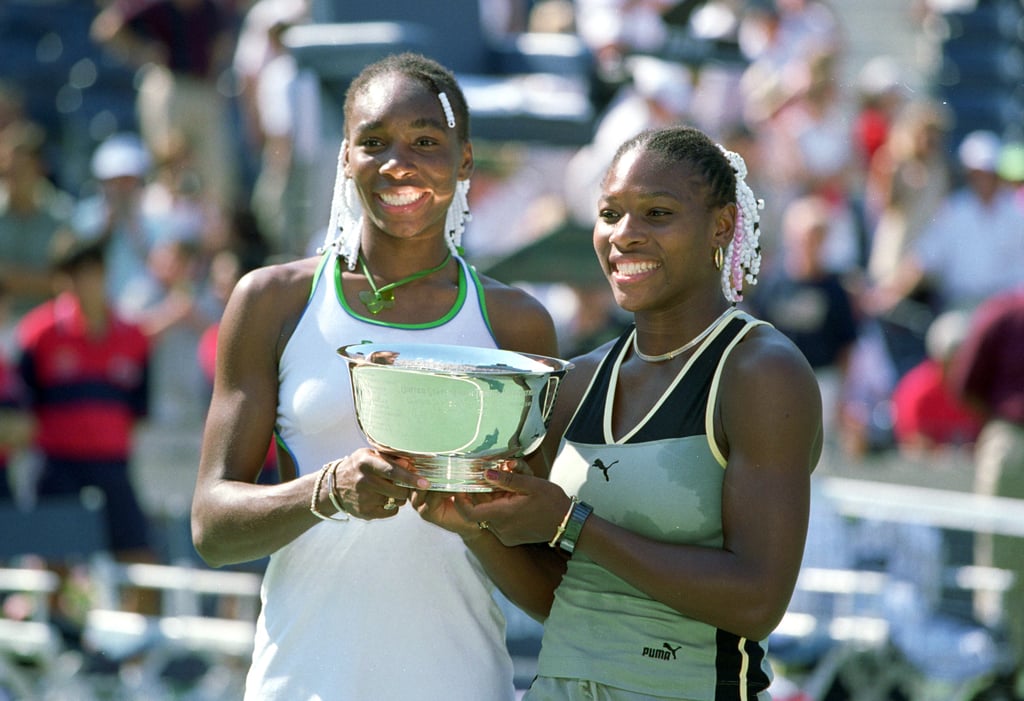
{"left": 0, "top": 0, "right": 1023, "bottom": 694}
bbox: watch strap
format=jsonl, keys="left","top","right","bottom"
{"left": 558, "top": 501, "right": 593, "bottom": 555}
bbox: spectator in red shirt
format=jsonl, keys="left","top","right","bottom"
{"left": 15, "top": 234, "right": 152, "bottom": 561}
{"left": 890, "top": 309, "right": 981, "bottom": 454}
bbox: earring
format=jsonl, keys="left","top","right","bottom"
{"left": 443, "top": 179, "right": 472, "bottom": 255}
{"left": 714, "top": 246, "right": 724, "bottom": 271}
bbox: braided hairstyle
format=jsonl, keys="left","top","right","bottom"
{"left": 607, "top": 125, "right": 763, "bottom": 303}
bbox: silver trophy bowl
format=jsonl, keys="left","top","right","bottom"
{"left": 338, "top": 342, "right": 573, "bottom": 492}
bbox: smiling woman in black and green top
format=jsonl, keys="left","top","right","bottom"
{"left": 417, "top": 125, "right": 823, "bottom": 700}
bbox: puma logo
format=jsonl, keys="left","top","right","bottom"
{"left": 642, "top": 643, "right": 681, "bottom": 661}
{"left": 591, "top": 458, "right": 619, "bottom": 481}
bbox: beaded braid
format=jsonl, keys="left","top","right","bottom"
{"left": 319, "top": 139, "right": 363, "bottom": 266}
{"left": 445, "top": 179, "right": 471, "bottom": 253}
{"left": 319, "top": 53, "right": 472, "bottom": 269}
{"left": 716, "top": 144, "right": 763, "bottom": 304}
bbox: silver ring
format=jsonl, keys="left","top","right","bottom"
{"left": 383, "top": 496, "right": 398, "bottom": 511}
{"left": 477, "top": 521, "right": 490, "bottom": 530}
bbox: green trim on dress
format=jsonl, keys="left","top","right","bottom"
{"left": 332, "top": 254, "right": 470, "bottom": 330}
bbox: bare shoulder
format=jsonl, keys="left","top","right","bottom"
{"left": 229, "top": 257, "right": 318, "bottom": 313}
{"left": 235, "top": 256, "right": 318, "bottom": 298}
{"left": 727, "top": 322, "right": 818, "bottom": 389}
{"left": 719, "top": 321, "right": 823, "bottom": 468}
{"left": 220, "top": 257, "right": 321, "bottom": 354}
{"left": 475, "top": 272, "right": 559, "bottom": 357}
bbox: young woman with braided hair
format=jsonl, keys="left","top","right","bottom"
{"left": 415, "top": 125, "right": 823, "bottom": 700}
{"left": 190, "top": 53, "right": 557, "bottom": 700}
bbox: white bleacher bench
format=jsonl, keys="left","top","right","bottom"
{"left": 84, "top": 560, "right": 263, "bottom": 663}
{"left": 0, "top": 567, "right": 63, "bottom": 662}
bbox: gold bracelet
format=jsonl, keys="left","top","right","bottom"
{"left": 311, "top": 464, "right": 349, "bottom": 522}
{"left": 548, "top": 496, "right": 578, "bottom": 548}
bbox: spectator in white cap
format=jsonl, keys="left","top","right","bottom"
{"left": 71, "top": 133, "right": 177, "bottom": 309}
{"left": 866, "top": 128, "right": 1024, "bottom": 322}
{"left": 90, "top": 132, "right": 152, "bottom": 181}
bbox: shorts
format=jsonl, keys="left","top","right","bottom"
{"left": 526, "top": 677, "right": 684, "bottom": 701}
{"left": 525, "top": 676, "right": 773, "bottom": 701}
{"left": 38, "top": 457, "right": 151, "bottom": 552}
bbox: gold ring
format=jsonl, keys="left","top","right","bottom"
{"left": 383, "top": 497, "right": 398, "bottom": 511}
{"left": 477, "top": 521, "right": 490, "bottom": 530}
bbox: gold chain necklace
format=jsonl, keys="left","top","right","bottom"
{"left": 357, "top": 252, "right": 452, "bottom": 314}
{"left": 632, "top": 309, "right": 733, "bottom": 362}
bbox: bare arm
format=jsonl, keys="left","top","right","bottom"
{"left": 190, "top": 262, "right": 323, "bottom": 566}
{"left": 460, "top": 328, "right": 822, "bottom": 640}
{"left": 190, "top": 260, "right": 426, "bottom": 567}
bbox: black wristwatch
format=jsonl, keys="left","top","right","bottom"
{"left": 558, "top": 500, "right": 593, "bottom": 555}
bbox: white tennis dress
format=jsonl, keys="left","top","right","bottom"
{"left": 244, "top": 252, "right": 516, "bottom": 701}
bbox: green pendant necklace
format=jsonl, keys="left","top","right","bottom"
{"left": 357, "top": 252, "right": 452, "bottom": 314}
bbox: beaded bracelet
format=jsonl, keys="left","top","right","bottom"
{"left": 326, "top": 463, "right": 350, "bottom": 521}
{"left": 548, "top": 496, "right": 578, "bottom": 548}
{"left": 310, "top": 463, "right": 349, "bottom": 522}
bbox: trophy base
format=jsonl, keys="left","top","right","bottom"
{"left": 395, "top": 455, "right": 505, "bottom": 493}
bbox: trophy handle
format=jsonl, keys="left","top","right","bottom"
{"left": 540, "top": 375, "right": 561, "bottom": 422}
